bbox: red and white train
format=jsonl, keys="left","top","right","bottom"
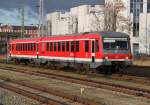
{"left": 9, "top": 32, "right": 132, "bottom": 72}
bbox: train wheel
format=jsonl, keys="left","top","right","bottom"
{"left": 111, "top": 65, "right": 119, "bottom": 73}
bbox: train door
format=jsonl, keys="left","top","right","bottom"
{"left": 91, "top": 40, "right": 95, "bottom": 63}
{"left": 91, "top": 39, "right": 99, "bottom": 68}
{"left": 36, "top": 43, "right": 39, "bottom": 59}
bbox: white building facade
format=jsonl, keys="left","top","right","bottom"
{"left": 46, "top": 0, "right": 150, "bottom": 55}
{"left": 46, "top": 5, "right": 104, "bottom": 35}
{"left": 105, "top": 0, "right": 150, "bottom": 55}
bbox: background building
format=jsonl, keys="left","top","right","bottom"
{"left": 46, "top": 0, "right": 150, "bottom": 55}
{"left": 0, "top": 25, "right": 38, "bottom": 54}
{"left": 46, "top": 5, "right": 104, "bottom": 35}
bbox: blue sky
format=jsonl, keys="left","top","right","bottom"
{"left": 0, "top": 0, "right": 104, "bottom": 25}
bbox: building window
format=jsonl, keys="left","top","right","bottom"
{"left": 130, "top": 0, "right": 143, "bottom": 13}
{"left": 148, "top": 1, "right": 150, "bottom": 13}
{"left": 130, "top": 0, "right": 134, "bottom": 13}
{"left": 133, "top": 23, "right": 139, "bottom": 37}
{"left": 140, "top": 0, "right": 143, "bottom": 13}
{"left": 133, "top": 43, "right": 139, "bottom": 55}
{"left": 85, "top": 40, "right": 89, "bottom": 52}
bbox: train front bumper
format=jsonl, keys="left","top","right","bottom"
{"left": 102, "top": 59, "right": 132, "bottom": 66}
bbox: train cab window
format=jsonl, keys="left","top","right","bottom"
{"left": 58, "top": 42, "right": 61, "bottom": 52}
{"left": 66, "top": 41, "right": 69, "bottom": 52}
{"left": 76, "top": 41, "right": 79, "bottom": 52}
{"left": 95, "top": 40, "right": 99, "bottom": 52}
{"left": 62, "top": 42, "right": 65, "bottom": 52}
{"left": 50, "top": 42, "right": 53, "bottom": 51}
{"left": 54, "top": 42, "right": 57, "bottom": 51}
{"left": 71, "top": 41, "right": 74, "bottom": 52}
{"left": 85, "top": 40, "right": 89, "bottom": 52}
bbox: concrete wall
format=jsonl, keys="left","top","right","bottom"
{"left": 46, "top": 5, "right": 104, "bottom": 35}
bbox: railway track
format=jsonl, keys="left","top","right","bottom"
{"left": 1, "top": 62, "right": 150, "bottom": 85}
{"left": 0, "top": 66, "right": 150, "bottom": 100}
{"left": 0, "top": 76, "right": 101, "bottom": 105}
{"left": 0, "top": 79, "right": 70, "bottom": 105}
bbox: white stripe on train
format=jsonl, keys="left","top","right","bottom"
{"left": 10, "top": 54, "right": 131, "bottom": 62}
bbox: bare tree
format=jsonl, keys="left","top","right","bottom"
{"left": 90, "top": 11, "right": 104, "bottom": 32}
{"left": 104, "top": 0, "right": 132, "bottom": 33}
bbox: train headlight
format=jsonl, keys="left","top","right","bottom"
{"left": 126, "top": 57, "right": 129, "bottom": 59}
{"left": 105, "top": 56, "right": 108, "bottom": 59}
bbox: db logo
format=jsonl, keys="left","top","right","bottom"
{"left": 115, "top": 56, "right": 119, "bottom": 58}
{"left": 70, "top": 53, "right": 74, "bottom": 56}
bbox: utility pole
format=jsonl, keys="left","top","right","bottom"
{"left": 38, "top": 0, "right": 44, "bottom": 37}
{"left": 20, "top": 7, "right": 25, "bottom": 38}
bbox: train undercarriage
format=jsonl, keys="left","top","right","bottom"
{"left": 9, "top": 57, "right": 132, "bottom": 74}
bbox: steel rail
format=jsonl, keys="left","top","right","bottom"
{"left": 0, "top": 76, "right": 101, "bottom": 105}
{"left": 0, "top": 66, "right": 150, "bottom": 99}
{"left": 0, "top": 80, "right": 67, "bottom": 105}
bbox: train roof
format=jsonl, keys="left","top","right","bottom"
{"left": 10, "top": 31, "right": 129, "bottom": 43}
{"left": 99, "top": 31, "right": 129, "bottom": 37}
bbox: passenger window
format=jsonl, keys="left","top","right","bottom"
{"left": 71, "top": 41, "right": 74, "bottom": 52}
{"left": 85, "top": 40, "right": 89, "bottom": 52}
{"left": 31, "top": 43, "right": 34, "bottom": 51}
{"left": 76, "top": 41, "right": 79, "bottom": 52}
{"left": 66, "top": 41, "right": 69, "bottom": 52}
{"left": 20, "top": 44, "right": 23, "bottom": 51}
{"left": 25, "top": 43, "right": 27, "bottom": 51}
{"left": 62, "top": 42, "right": 65, "bottom": 52}
{"left": 27, "top": 43, "right": 29, "bottom": 51}
{"left": 28, "top": 43, "right": 30, "bottom": 51}
{"left": 50, "top": 42, "right": 53, "bottom": 51}
{"left": 46, "top": 42, "right": 49, "bottom": 51}
{"left": 54, "top": 42, "right": 57, "bottom": 51}
{"left": 58, "top": 42, "right": 61, "bottom": 52}
{"left": 34, "top": 43, "right": 36, "bottom": 51}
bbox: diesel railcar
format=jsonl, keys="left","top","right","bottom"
{"left": 9, "top": 32, "right": 132, "bottom": 73}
